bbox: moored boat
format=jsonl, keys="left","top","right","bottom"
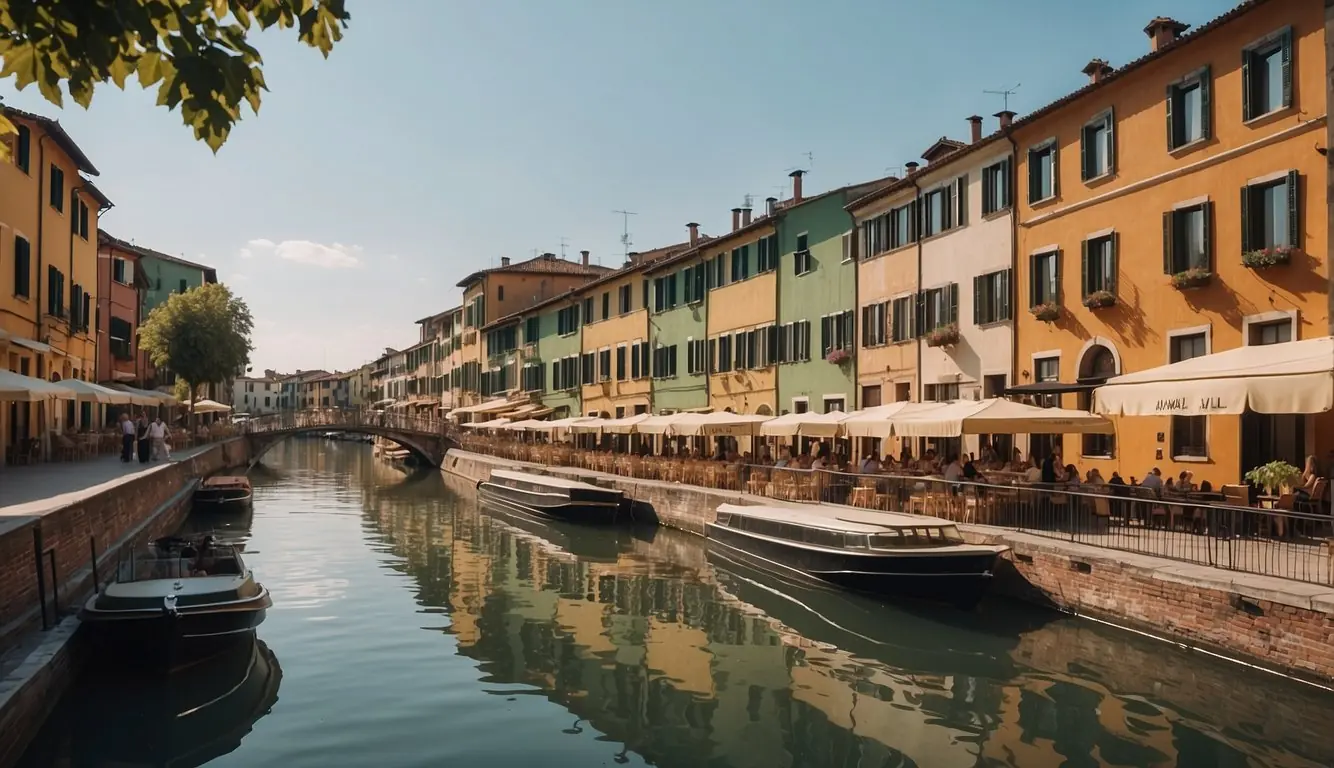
{"left": 706, "top": 503, "right": 1008, "bottom": 608}
{"left": 477, "top": 469, "right": 624, "bottom": 524}
{"left": 194, "top": 475, "right": 253, "bottom": 507}
{"left": 80, "top": 534, "right": 272, "bottom": 666}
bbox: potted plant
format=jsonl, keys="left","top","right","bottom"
{"left": 825, "top": 347, "right": 851, "bottom": 365}
{"left": 1170, "top": 267, "right": 1212, "bottom": 289}
{"left": 1244, "top": 460, "right": 1302, "bottom": 496}
{"left": 925, "top": 324, "right": 959, "bottom": 348}
{"left": 1241, "top": 245, "right": 1301, "bottom": 269}
{"left": 1029, "top": 302, "right": 1060, "bottom": 322}
{"left": 1083, "top": 290, "right": 1116, "bottom": 309}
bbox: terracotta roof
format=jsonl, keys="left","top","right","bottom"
{"left": 98, "top": 229, "right": 219, "bottom": 282}
{"left": 847, "top": 0, "right": 1271, "bottom": 215}
{"left": 416, "top": 305, "right": 462, "bottom": 325}
{"left": 921, "top": 137, "right": 968, "bottom": 164}
{"left": 455, "top": 253, "right": 613, "bottom": 288}
{"left": 80, "top": 178, "right": 114, "bottom": 208}
{"left": 2, "top": 106, "right": 99, "bottom": 175}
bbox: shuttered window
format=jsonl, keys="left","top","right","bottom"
{"left": 1163, "top": 203, "right": 1213, "bottom": 274}
{"left": 14, "top": 235, "right": 31, "bottom": 298}
{"left": 1240, "top": 171, "right": 1300, "bottom": 254}
{"left": 973, "top": 270, "right": 1012, "bottom": 325}
{"left": 1081, "top": 234, "right": 1118, "bottom": 297}
{"left": 1242, "top": 27, "right": 1293, "bottom": 121}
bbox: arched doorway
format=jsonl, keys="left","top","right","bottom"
{"left": 754, "top": 404, "right": 773, "bottom": 416}
{"left": 1077, "top": 343, "right": 1119, "bottom": 458}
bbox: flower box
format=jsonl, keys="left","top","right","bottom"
{"left": 1029, "top": 303, "right": 1060, "bottom": 323}
{"left": 825, "top": 347, "right": 851, "bottom": 365}
{"left": 1241, "top": 245, "right": 1300, "bottom": 269}
{"left": 1082, "top": 290, "right": 1116, "bottom": 309}
{"left": 925, "top": 324, "right": 960, "bottom": 348}
{"left": 1170, "top": 268, "right": 1212, "bottom": 290}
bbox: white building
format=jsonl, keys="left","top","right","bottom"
{"left": 233, "top": 376, "right": 282, "bottom": 415}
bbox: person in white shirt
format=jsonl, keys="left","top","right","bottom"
{"left": 119, "top": 413, "right": 136, "bottom": 463}
{"left": 148, "top": 417, "right": 167, "bottom": 461}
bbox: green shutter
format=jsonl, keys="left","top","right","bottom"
{"left": 1110, "top": 233, "right": 1120, "bottom": 294}
{"left": 1000, "top": 269, "right": 1011, "bottom": 321}
{"left": 1028, "top": 255, "right": 1038, "bottom": 308}
{"left": 1241, "top": 49, "right": 1252, "bottom": 120}
{"left": 956, "top": 174, "right": 968, "bottom": 227}
{"left": 1162, "top": 210, "right": 1175, "bottom": 274}
{"left": 1239, "top": 185, "right": 1251, "bottom": 254}
{"left": 1080, "top": 239, "right": 1090, "bottom": 298}
{"left": 1199, "top": 66, "right": 1212, "bottom": 139}
{"left": 1105, "top": 110, "right": 1116, "bottom": 175}
{"left": 1053, "top": 250, "right": 1062, "bottom": 306}
{"left": 972, "top": 276, "right": 982, "bottom": 325}
{"left": 1079, "top": 126, "right": 1089, "bottom": 181}
{"left": 948, "top": 283, "right": 958, "bottom": 324}
{"left": 1279, "top": 28, "right": 1292, "bottom": 109}
{"left": 1050, "top": 142, "right": 1059, "bottom": 199}
{"left": 1202, "top": 201, "right": 1214, "bottom": 270}
{"left": 1285, "top": 170, "right": 1300, "bottom": 249}
{"left": 1165, "top": 82, "right": 1176, "bottom": 148}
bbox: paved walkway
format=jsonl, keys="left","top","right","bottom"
{"left": 0, "top": 443, "right": 215, "bottom": 524}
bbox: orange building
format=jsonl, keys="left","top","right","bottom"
{"left": 1010, "top": 0, "right": 1328, "bottom": 485}
{"left": 704, "top": 209, "right": 779, "bottom": 416}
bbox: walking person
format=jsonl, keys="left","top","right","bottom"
{"left": 136, "top": 413, "right": 151, "bottom": 464}
{"left": 119, "top": 412, "right": 135, "bottom": 462}
{"left": 149, "top": 416, "right": 167, "bottom": 461}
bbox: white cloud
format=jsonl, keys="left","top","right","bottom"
{"left": 230, "top": 273, "right": 250, "bottom": 283}
{"left": 238, "top": 238, "right": 362, "bottom": 269}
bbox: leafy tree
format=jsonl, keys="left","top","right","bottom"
{"left": 0, "top": 0, "right": 350, "bottom": 154}
{"left": 140, "top": 283, "right": 253, "bottom": 425}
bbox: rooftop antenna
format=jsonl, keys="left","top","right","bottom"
{"left": 804, "top": 151, "right": 814, "bottom": 170}
{"left": 612, "top": 209, "right": 637, "bottom": 262}
{"left": 983, "top": 83, "right": 1021, "bottom": 112}
{"left": 558, "top": 237, "right": 570, "bottom": 259}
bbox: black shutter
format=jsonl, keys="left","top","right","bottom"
{"left": 1241, "top": 49, "right": 1252, "bottom": 120}
{"left": 1199, "top": 66, "right": 1212, "bottom": 139}
{"left": 956, "top": 174, "right": 968, "bottom": 227}
{"left": 861, "top": 306, "right": 871, "bottom": 346}
{"left": 707, "top": 338, "right": 716, "bottom": 373}
{"left": 1163, "top": 210, "right": 1175, "bottom": 274}
{"left": 1053, "top": 250, "right": 1062, "bottom": 306}
{"left": 981, "top": 169, "right": 993, "bottom": 215}
{"left": 1028, "top": 254, "right": 1038, "bottom": 306}
{"left": 1165, "top": 81, "right": 1175, "bottom": 148}
{"left": 767, "top": 325, "right": 779, "bottom": 364}
{"left": 1279, "top": 29, "right": 1292, "bottom": 109}
{"left": 1286, "top": 170, "right": 1300, "bottom": 250}
{"left": 1080, "top": 238, "right": 1090, "bottom": 297}
{"left": 1028, "top": 151, "right": 1039, "bottom": 203}
{"left": 1239, "top": 185, "right": 1251, "bottom": 254}
{"left": 1000, "top": 269, "right": 1011, "bottom": 321}
{"left": 1080, "top": 125, "right": 1089, "bottom": 181}
{"left": 1202, "top": 201, "right": 1214, "bottom": 271}
{"left": 1105, "top": 109, "right": 1116, "bottom": 175}
{"left": 643, "top": 279, "right": 649, "bottom": 310}
{"left": 972, "top": 275, "right": 982, "bottom": 325}
{"left": 641, "top": 343, "right": 650, "bottom": 378}
{"left": 946, "top": 284, "right": 958, "bottom": 324}
{"left": 914, "top": 292, "right": 925, "bottom": 337}
{"left": 820, "top": 316, "right": 831, "bottom": 357}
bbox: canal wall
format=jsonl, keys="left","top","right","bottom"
{"left": 0, "top": 438, "right": 251, "bottom": 767}
{"left": 442, "top": 448, "right": 1334, "bottom": 686}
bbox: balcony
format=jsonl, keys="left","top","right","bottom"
{"left": 522, "top": 342, "right": 539, "bottom": 358}
{"left": 462, "top": 330, "right": 477, "bottom": 345}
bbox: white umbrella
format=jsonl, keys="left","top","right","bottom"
{"left": 890, "top": 398, "right": 1113, "bottom": 437}
{"left": 668, "top": 411, "right": 772, "bottom": 437}
{"left": 186, "top": 399, "right": 233, "bottom": 414}
{"left": 635, "top": 413, "right": 686, "bottom": 435}
{"left": 526, "top": 416, "right": 597, "bottom": 432}
{"left": 55, "top": 379, "right": 132, "bottom": 404}
{"left": 568, "top": 418, "right": 609, "bottom": 434}
{"left": 840, "top": 402, "right": 948, "bottom": 439}
{"left": 759, "top": 410, "right": 855, "bottom": 438}
{"left": 0, "top": 370, "right": 77, "bottom": 401}
{"left": 502, "top": 418, "right": 545, "bottom": 431}
{"left": 600, "top": 414, "right": 650, "bottom": 434}
{"left": 461, "top": 418, "right": 512, "bottom": 430}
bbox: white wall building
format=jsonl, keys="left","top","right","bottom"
{"left": 233, "top": 376, "right": 282, "bottom": 415}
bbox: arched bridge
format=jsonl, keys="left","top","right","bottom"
{"left": 242, "top": 408, "right": 459, "bottom": 467}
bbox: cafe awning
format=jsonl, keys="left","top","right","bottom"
{"left": 448, "top": 398, "right": 514, "bottom": 418}
{"left": 502, "top": 418, "right": 546, "bottom": 431}
{"left": 840, "top": 402, "right": 947, "bottom": 439}
{"left": 600, "top": 414, "right": 649, "bottom": 434}
{"left": 461, "top": 418, "right": 511, "bottom": 430}
{"left": 635, "top": 413, "right": 684, "bottom": 435}
{"left": 568, "top": 418, "right": 609, "bottom": 433}
{"left": 0, "top": 370, "right": 77, "bottom": 401}
{"left": 56, "top": 379, "right": 132, "bottom": 404}
{"left": 1095, "top": 337, "right": 1334, "bottom": 416}
{"left": 1004, "top": 379, "right": 1104, "bottom": 396}
{"left": 527, "top": 416, "right": 598, "bottom": 433}
{"left": 892, "top": 398, "right": 1114, "bottom": 437}
{"left": 186, "top": 399, "right": 233, "bottom": 414}
{"left": 109, "top": 383, "right": 174, "bottom": 406}
{"left": 760, "top": 410, "right": 854, "bottom": 438}
{"left": 668, "top": 411, "right": 772, "bottom": 437}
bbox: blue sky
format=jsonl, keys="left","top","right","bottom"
{"left": 1, "top": 0, "right": 1237, "bottom": 373}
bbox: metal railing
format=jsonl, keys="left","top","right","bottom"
{"left": 243, "top": 408, "right": 454, "bottom": 437}
{"left": 454, "top": 438, "right": 1334, "bottom": 586}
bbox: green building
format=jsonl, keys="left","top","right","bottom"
{"left": 530, "top": 291, "right": 583, "bottom": 418}
{"left": 137, "top": 251, "right": 217, "bottom": 318}
{"left": 645, "top": 235, "right": 708, "bottom": 413}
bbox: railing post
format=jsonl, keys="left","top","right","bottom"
{"left": 32, "top": 527, "right": 48, "bottom": 630}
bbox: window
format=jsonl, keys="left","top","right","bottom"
{"left": 890, "top": 296, "right": 915, "bottom": 342}
{"left": 521, "top": 363, "right": 544, "bottom": 393}
{"left": 1170, "top": 333, "right": 1208, "bottom": 458}
{"left": 890, "top": 203, "right": 915, "bottom": 249}
{"left": 757, "top": 234, "right": 779, "bottom": 272}
{"left": 730, "top": 245, "right": 750, "bottom": 282}
{"left": 582, "top": 297, "right": 594, "bottom": 324}
{"left": 49, "top": 165, "right": 64, "bottom": 212}
{"left": 112, "top": 257, "right": 129, "bottom": 284}
{"left": 1242, "top": 28, "right": 1292, "bottom": 121}
{"left": 1249, "top": 319, "right": 1292, "bottom": 346}
{"left": 653, "top": 274, "right": 678, "bottom": 312}
{"left": 630, "top": 342, "right": 643, "bottom": 379}
{"left": 524, "top": 316, "right": 540, "bottom": 343}
{"left": 46, "top": 266, "right": 65, "bottom": 318}
{"left": 618, "top": 284, "right": 632, "bottom": 314}
{"left": 109, "top": 317, "right": 133, "bottom": 359}
{"left": 14, "top": 235, "right": 30, "bottom": 298}
{"left": 1035, "top": 356, "right": 1060, "bottom": 384}
{"left": 178, "top": 279, "right": 188, "bottom": 294}
{"left": 557, "top": 305, "right": 580, "bottom": 336}
{"left": 1241, "top": 171, "right": 1299, "bottom": 254}
{"left": 685, "top": 338, "right": 707, "bottom": 375}
{"left": 14, "top": 124, "right": 29, "bottom": 174}
{"left": 711, "top": 254, "right": 725, "bottom": 288}
{"left": 1081, "top": 109, "right": 1114, "bottom": 181}
{"left": 1029, "top": 250, "right": 1060, "bottom": 306}
{"left": 925, "top": 383, "right": 959, "bottom": 402}
{"left": 1163, "top": 203, "right": 1212, "bottom": 274}
{"left": 1027, "top": 140, "right": 1057, "bottom": 203}
{"left": 71, "top": 196, "right": 89, "bottom": 239}
{"left": 653, "top": 345, "right": 678, "bottom": 379}
{"left": 919, "top": 285, "right": 958, "bottom": 334}
{"left": 598, "top": 349, "right": 612, "bottom": 381}
{"left": 716, "top": 334, "right": 733, "bottom": 373}
{"left": 922, "top": 186, "right": 950, "bottom": 237}
{"left": 1081, "top": 234, "right": 1117, "bottom": 297}
{"left": 597, "top": 291, "right": 608, "bottom": 321}
{"left": 973, "top": 269, "right": 1012, "bottom": 325}
{"left": 794, "top": 233, "right": 812, "bottom": 275}
{"left": 581, "top": 353, "right": 594, "bottom": 385}
{"left": 1167, "top": 66, "right": 1211, "bottom": 149}
{"left": 982, "top": 158, "right": 1011, "bottom": 215}
{"left": 819, "top": 310, "right": 855, "bottom": 357}
{"left": 861, "top": 301, "right": 889, "bottom": 347}
{"left": 497, "top": 285, "right": 504, "bottom": 301}
{"left": 682, "top": 263, "right": 705, "bottom": 303}
{"left": 824, "top": 397, "right": 846, "bottom": 413}
{"left": 793, "top": 399, "right": 809, "bottom": 414}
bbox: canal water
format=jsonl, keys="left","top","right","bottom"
{"left": 17, "top": 440, "right": 1334, "bottom": 767}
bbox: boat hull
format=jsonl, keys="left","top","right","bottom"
{"left": 81, "top": 593, "right": 271, "bottom": 667}
{"left": 706, "top": 523, "right": 999, "bottom": 608}
{"left": 193, "top": 489, "right": 253, "bottom": 506}
{"left": 477, "top": 481, "right": 621, "bottom": 525}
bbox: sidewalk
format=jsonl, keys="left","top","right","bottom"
{"left": 0, "top": 443, "right": 215, "bottom": 521}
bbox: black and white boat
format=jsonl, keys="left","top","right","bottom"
{"left": 706, "top": 504, "right": 1008, "bottom": 608}
{"left": 194, "top": 476, "right": 253, "bottom": 507}
{"left": 80, "top": 534, "right": 272, "bottom": 666}
{"left": 477, "top": 469, "right": 624, "bottom": 524}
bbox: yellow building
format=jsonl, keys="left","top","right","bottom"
{"left": 0, "top": 107, "right": 109, "bottom": 452}
{"left": 704, "top": 210, "right": 779, "bottom": 415}
{"left": 1010, "top": 0, "right": 1328, "bottom": 485}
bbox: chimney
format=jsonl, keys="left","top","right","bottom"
{"left": 1081, "top": 58, "right": 1114, "bottom": 84}
{"left": 995, "top": 110, "right": 1016, "bottom": 130}
{"left": 904, "top": 161, "right": 919, "bottom": 175}
{"left": 731, "top": 207, "right": 742, "bottom": 231}
{"left": 541, "top": 252, "right": 555, "bottom": 259}
{"left": 686, "top": 222, "right": 700, "bottom": 246}
{"left": 967, "top": 115, "right": 983, "bottom": 143}
{"left": 1144, "top": 17, "right": 1189, "bottom": 52}
{"left": 500, "top": 256, "right": 511, "bottom": 267}
{"left": 789, "top": 170, "right": 805, "bottom": 203}
{"left": 580, "top": 250, "right": 590, "bottom": 266}
{"left": 765, "top": 197, "right": 777, "bottom": 217}
{"left": 741, "top": 207, "right": 752, "bottom": 227}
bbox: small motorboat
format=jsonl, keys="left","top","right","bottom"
{"left": 80, "top": 534, "right": 271, "bottom": 666}
{"left": 477, "top": 469, "right": 624, "bottom": 524}
{"left": 706, "top": 504, "right": 1009, "bottom": 608}
{"left": 194, "top": 475, "right": 253, "bottom": 507}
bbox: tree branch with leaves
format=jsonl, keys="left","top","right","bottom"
{"left": 0, "top": 0, "right": 350, "bottom": 154}
{"left": 139, "top": 282, "right": 253, "bottom": 426}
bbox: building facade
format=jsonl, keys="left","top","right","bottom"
{"left": 1011, "top": 0, "right": 1328, "bottom": 484}
{"left": 95, "top": 230, "right": 152, "bottom": 386}
{"left": 704, "top": 212, "right": 780, "bottom": 416}
{"left": 644, "top": 227, "right": 708, "bottom": 414}
{"left": 233, "top": 376, "right": 281, "bottom": 414}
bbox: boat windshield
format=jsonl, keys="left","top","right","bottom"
{"left": 115, "top": 540, "right": 242, "bottom": 582}
{"left": 869, "top": 525, "right": 965, "bottom": 548}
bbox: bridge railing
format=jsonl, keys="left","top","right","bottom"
{"left": 243, "top": 408, "right": 455, "bottom": 438}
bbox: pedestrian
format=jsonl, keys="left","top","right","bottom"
{"left": 136, "top": 412, "right": 151, "bottom": 463}
{"left": 148, "top": 416, "right": 167, "bottom": 461}
{"left": 119, "top": 412, "right": 135, "bottom": 462}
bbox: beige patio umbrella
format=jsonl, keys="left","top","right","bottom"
{"left": 840, "top": 402, "right": 948, "bottom": 439}
{"left": 635, "top": 413, "right": 686, "bottom": 435}
{"left": 55, "top": 379, "right": 130, "bottom": 404}
{"left": 568, "top": 418, "right": 610, "bottom": 433}
{"left": 600, "top": 414, "right": 650, "bottom": 434}
{"left": 668, "top": 411, "right": 772, "bottom": 438}
{"left": 1095, "top": 336, "right": 1334, "bottom": 416}
{"left": 759, "top": 410, "right": 856, "bottom": 438}
{"left": 0, "top": 370, "right": 77, "bottom": 401}
{"left": 502, "top": 418, "right": 545, "bottom": 431}
{"left": 461, "top": 417, "right": 511, "bottom": 430}
{"left": 526, "top": 416, "right": 597, "bottom": 432}
{"left": 186, "top": 399, "right": 233, "bottom": 414}
{"left": 889, "top": 398, "right": 1113, "bottom": 437}
{"left": 110, "top": 384, "right": 177, "bottom": 406}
